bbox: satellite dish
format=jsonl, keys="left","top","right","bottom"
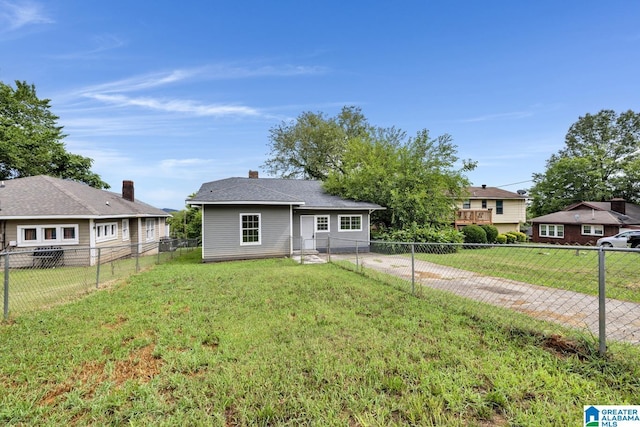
{"left": 517, "top": 189, "right": 527, "bottom": 195}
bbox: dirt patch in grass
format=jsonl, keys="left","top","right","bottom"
{"left": 102, "top": 315, "right": 128, "bottom": 330}
{"left": 542, "top": 334, "right": 591, "bottom": 360}
{"left": 416, "top": 270, "right": 442, "bottom": 279}
{"left": 479, "top": 413, "right": 509, "bottom": 426}
{"left": 40, "top": 343, "right": 162, "bottom": 406}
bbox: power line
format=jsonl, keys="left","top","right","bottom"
{"left": 496, "top": 180, "right": 533, "bottom": 188}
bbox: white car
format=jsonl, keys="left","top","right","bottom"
{"left": 596, "top": 231, "right": 640, "bottom": 248}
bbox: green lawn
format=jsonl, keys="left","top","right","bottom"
{"left": 412, "top": 245, "right": 640, "bottom": 302}
{"left": 1, "top": 249, "right": 638, "bottom": 426}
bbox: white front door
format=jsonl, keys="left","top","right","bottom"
{"left": 300, "top": 215, "right": 316, "bottom": 250}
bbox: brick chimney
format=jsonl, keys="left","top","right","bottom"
{"left": 122, "top": 180, "right": 135, "bottom": 202}
{"left": 610, "top": 198, "right": 626, "bottom": 215}
{"left": 248, "top": 170, "right": 259, "bottom": 179}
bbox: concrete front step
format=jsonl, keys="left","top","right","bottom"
{"left": 291, "top": 250, "right": 319, "bottom": 256}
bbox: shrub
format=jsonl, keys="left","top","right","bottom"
{"left": 495, "top": 234, "right": 507, "bottom": 244}
{"left": 480, "top": 225, "right": 499, "bottom": 243}
{"left": 372, "top": 223, "right": 464, "bottom": 254}
{"left": 513, "top": 231, "right": 527, "bottom": 242}
{"left": 504, "top": 233, "right": 517, "bottom": 244}
{"left": 461, "top": 225, "right": 487, "bottom": 244}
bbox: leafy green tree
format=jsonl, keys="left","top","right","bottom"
{"left": 324, "top": 129, "right": 476, "bottom": 229}
{"left": 263, "top": 106, "right": 370, "bottom": 180}
{"left": 530, "top": 109, "right": 640, "bottom": 216}
{"left": 168, "top": 194, "right": 202, "bottom": 239}
{"left": 0, "top": 80, "right": 108, "bottom": 188}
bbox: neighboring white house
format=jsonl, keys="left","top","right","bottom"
{"left": 188, "top": 171, "right": 385, "bottom": 262}
{"left": 455, "top": 185, "right": 527, "bottom": 233}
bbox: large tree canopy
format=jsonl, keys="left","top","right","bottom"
{"left": 0, "top": 80, "right": 109, "bottom": 188}
{"left": 529, "top": 109, "right": 640, "bottom": 217}
{"left": 325, "top": 129, "right": 475, "bottom": 228}
{"left": 263, "top": 106, "right": 476, "bottom": 229}
{"left": 263, "top": 106, "right": 370, "bottom": 180}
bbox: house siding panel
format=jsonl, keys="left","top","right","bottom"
{"left": 202, "top": 205, "right": 290, "bottom": 261}
{"left": 458, "top": 198, "right": 526, "bottom": 233}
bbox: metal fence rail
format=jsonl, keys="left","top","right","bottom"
{"left": 1, "top": 239, "right": 198, "bottom": 319}
{"left": 325, "top": 237, "right": 640, "bottom": 355}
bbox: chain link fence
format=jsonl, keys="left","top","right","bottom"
{"left": 321, "top": 237, "right": 640, "bottom": 355}
{"left": 1, "top": 239, "right": 199, "bottom": 319}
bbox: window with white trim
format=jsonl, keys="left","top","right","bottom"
{"left": 145, "top": 218, "right": 156, "bottom": 242}
{"left": 462, "top": 200, "right": 471, "bottom": 209}
{"left": 496, "top": 200, "right": 504, "bottom": 215}
{"left": 240, "top": 213, "right": 261, "bottom": 245}
{"left": 539, "top": 224, "right": 564, "bottom": 238}
{"left": 17, "top": 224, "right": 79, "bottom": 246}
{"left": 338, "top": 215, "right": 362, "bottom": 231}
{"left": 582, "top": 224, "right": 604, "bottom": 236}
{"left": 96, "top": 222, "right": 118, "bottom": 243}
{"left": 122, "top": 219, "right": 130, "bottom": 241}
{"left": 315, "top": 215, "right": 330, "bottom": 232}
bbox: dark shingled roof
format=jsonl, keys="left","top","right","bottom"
{"left": 468, "top": 186, "right": 526, "bottom": 199}
{"left": 530, "top": 201, "right": 640, "bottom": 226}
{"left": 0, "top": 175, "right": 170, "bottom": 218}
{"left": 189, "top": 177, "right": 384, "bottom": 210}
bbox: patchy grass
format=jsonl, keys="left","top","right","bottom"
{"left": 1, "top": 250, "right": 638, "bottom": 426}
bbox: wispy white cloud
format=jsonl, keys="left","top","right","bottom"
{"left": 76, "top": 63, "right": 325, "bottom": 95}
{"left": 87, "top": 93, "right": 261, "bottom": 117}
{"left": 0, "top": 0, "right": 52, "bottom": 32}
{"left": 48, "top": 34, "right": 127, "bottom": 60}
{"left": 459, "top": 111, "right": 534, "bottom": 123}
{"left": 55, "top": 62, "right": 324, "bottom": 137}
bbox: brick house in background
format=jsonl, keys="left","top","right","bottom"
{"left": 529, "top": 199, "right": 640, "bottom": 245}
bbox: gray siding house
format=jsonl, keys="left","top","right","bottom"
{"left": 189, "top": 173, "right": 384, "bottom": 262}
{"left": 0, "top": 175, "right": 170, "bottom": 266}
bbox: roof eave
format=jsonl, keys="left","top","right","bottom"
{"left": 188, "top": 200, "right": 305, "bottom": 206}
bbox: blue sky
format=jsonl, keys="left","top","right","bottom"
{"left": 1, "top": 1, "right": 639, "bottom": 209}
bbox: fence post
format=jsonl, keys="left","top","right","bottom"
{"left": 598, "top": 247, "right": 606, "bottom": 357}
{"left": 355, "top": 240, "right": 359, "bottom": 270}
{"left": 411, "top": 243, "right": 415, "bottom": 295}
{"left": 95, "top": 248, "right": 101, "bottom": 289}
{"left": 4, "top": 252, "right": 9, "bottom": 320}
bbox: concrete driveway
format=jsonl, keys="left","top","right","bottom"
{"left": 331, "top": 252, "right": 640, "bottom": 345}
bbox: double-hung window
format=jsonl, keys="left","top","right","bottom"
{"left": 145, "top": 218, "right": 156, "bottom": 242}
{"left": 496, "top": 200, "right": 504, "bottom": 215}
{"left": 539, "top": 224, "right": 564, "bottom": 238}
{"left": 240, "top": 213, "right": 261, "bottom": 245}
{"left": 122, "top": 219, "right": 130, "bottom": 241}
{"left": 582, "top": 224, "right": 604, "bottom": 236}
{"left": 315, "top": 215, "right": 330, "bottom": 232}
{"left": 338, "top": 215, "right": 362, "bottom": 231}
